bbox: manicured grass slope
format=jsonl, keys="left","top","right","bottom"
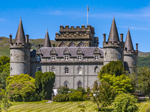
{"left": 7, "top": 101, "right": 150, "bottom": 112}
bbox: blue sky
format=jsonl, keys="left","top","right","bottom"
{"left": 0, "top": 0, "right": 150, "bottom": 52}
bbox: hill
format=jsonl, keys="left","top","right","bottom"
{"left": 0, "top": 37, "right": 57, "bottom": 57}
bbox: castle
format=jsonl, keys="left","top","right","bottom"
{"left": 9, "top": 18, "right": 138, "bottom": 89}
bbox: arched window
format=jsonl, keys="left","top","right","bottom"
{"left": 77, "top": 66, "right": 82, "bottom": 74}
{"left": 77, "top": 81, "right": 82, "bottom": 88}
{"left": 64, "top": 81, "right": 69, "bottom": 87}
{"left": 51, "top": 66, "right": 55, "bottom": 74}
{"left": 65, "top": 67, "right": 69, "bottom": 74}
{"left": 94, "top": 66, "right": 99, "bottom": 73}
{"left": 36, "top": 66, "right": 41, "bottom": 72}
{"left": 59, "top": 42, "right": 66, "bottom": 47}
{"left": 24, "top": 67, "right": 27, "bottom": 74}
{"left": 78, "top": 42, "right": 85, "bottom": 47}
{"left": 68, "top": 42, "right": 75, "bottom": 47}
{"left": 36, "top": 56, "right": 41, "bottom": 61}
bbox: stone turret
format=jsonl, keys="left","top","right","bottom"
{"left": 124, "top": 29, "right": 138, "bottom": 74}
{"left": 103, "top": 18, "right": 124, "bottom": 65}
{"left": 10, "top": 18, "right": 31, "bottom": 76}
{"left": 44, "top": 30, "right": 51, "bottom": 47}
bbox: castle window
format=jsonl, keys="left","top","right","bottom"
{"left": 59, "top": 42, "right": 66, "bottom": 47}
{"left": 36, "top": 67, "right": 41, "bottom": 72}
{"left": 47, "top": 58, "right": 50, "bottom": 61}
{"left": 118, "top": 54, "right": 121, "bottom": 59}
{"left": 64, "top": 81, "right": 69, "bottom": 87}
{"left": 77, "top": 81, "right": 82, "bottom": 88}
{"left": 94, "top": 66, "right": 99, "bottom": 73}
{"left": 133, "top": 61, "right": 135, "bottom": 65}
{"left": 51, "top": 66, "right": 55, "bottom": 74}
{"left": 52, "top": 56, "right": 55, "bottom": 61}
{"left": 78, "top": 66, "right": 82, "bottom": 74}
{"left": 36, "top": 56, "right": 41, "bottom": 61}
{"left": 65, "top": 67, "right": 69, "bottom": 74}
{"left": 64, "top": 56, "right": 68, "bottom": 61}
{"left": 78, "top": 42, "right": 85, "bottom": 47}
{"left": 78, "top": 56, "right": 82, "bottom": 61}
{"left": 95, "top": 56, "right": 98, "bottom": 60}
{"left": 68, "top": 42, "right": 75, "bottom": 47}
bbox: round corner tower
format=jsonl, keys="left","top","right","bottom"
{"left": 124, "top": 29, "right": 138, "bottom": 74}
{"left": 9, "top": 19, "right": 31, "bottom": 76}
{"left": 103, "top": 18, "right": 124, "bottom": 65}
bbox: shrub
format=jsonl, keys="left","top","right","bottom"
{"left": 57, "top": 86, "right": 69, "bottom": 94}
{"left": 53, "top": 94, "right": 69, "bottom": 102}
{"left": 69, "top": 89, "right": 77, "bottom": 93}
{"left": 69, "top": 92, "right": 86, "bottom": 101}
{"left": 113, "top": 93, "right": 138, "bottom": 112}
{"left": 77, "top": 87, "right": 85, "bottom": 93}
{"left": 6, "top": 74, "right": 40, "bottom": 102}
{"left": 35, "top": 71, "right": 55, "bottom": 100}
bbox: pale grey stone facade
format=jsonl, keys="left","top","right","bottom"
{"left": 9, "top": 18, "right": 138, "bottom": 89}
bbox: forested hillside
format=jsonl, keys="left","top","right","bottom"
{"left": 138, "top": 56, "right": 150, "bottom": 68}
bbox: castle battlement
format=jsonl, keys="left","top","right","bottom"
{"left": 55, "top": 32, "right": 91, "bottom": 39}
{"left": 59, "top": 25, "right": 94, "bottom": 34}
{"left": 103, "top": 41, "right": 124, "bottom": 48}
{"left": 9, "top": 43, "right": 31, "bottom": 49}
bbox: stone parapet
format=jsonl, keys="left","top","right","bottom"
{"left": 9, "top": 43, "right": 31, "bottom": 49}
{"left": 103, "top": 41, "right": 124, "bottom": 48}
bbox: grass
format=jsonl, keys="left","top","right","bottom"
{"left": 3, "top": 100, "right": 150, "bottom": 112}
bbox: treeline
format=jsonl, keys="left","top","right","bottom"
{"left": 138, "top": 56, "right": 150, "bottom": 68}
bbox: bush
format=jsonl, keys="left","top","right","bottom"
{"left": 6, "top": 74, "right": 40, "bottom": 102}
{"left": 113, "top": 93, "right": 138, "bottom": 112}
{"left": 69, "top": 89, "right": 77, "bottom": 93}
{"left": 53, "top": 94, "right": 69, "bottom": 102}
{"left": 69, "top": 92, "right": 86, "bottom": 101}
{"left": 77, "top": 87, "right": 85, "bottom": 93}
{"left": 57, "top": 86, "right": 69, "bottom": 94}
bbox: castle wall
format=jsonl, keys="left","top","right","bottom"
{"left": 30, "top": 63, "right": 102, "bottom": 89}
{"left": 104, "top": 47, "right": 123, "bottom": 65}
{"left": 10, "top": 48, "right": 30, "bottom": 76}
{"left": 124, "top": 54, "right": 136, "bottom": 74}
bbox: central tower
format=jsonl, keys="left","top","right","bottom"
{"left": 103, "top": 18, "right": 124, "bottom": 65}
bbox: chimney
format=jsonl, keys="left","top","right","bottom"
{"left": 103, "top": 34, "right": 106, "bottom": 42}
{"left": 26, "top": 34, "right": 29, "bottom": 43}
{"left": 120, "top": 33, "right": 123, "bottom": 42}
{"left": 136, "top": 43, "right": 138, "bottom": 51}
{"left": 9, "top": 34, "right": 12, "bottom": 44}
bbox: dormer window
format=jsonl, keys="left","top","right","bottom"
{"left": 47, "top": 58, "right": 50, "bottom": 61}
{"left": 52, "top": 56, "right": 55, "bottom": 61}
{"left": 65, "top": 67, "right": 69, "bottom": 74}
{"left": 78, "top": 56, "right": 82, "bottom": 61}
{"left": 36, "top": 56, "right": 41, "bottom": 61}
{"left": 95, "top": 56, "right": 98, "bottom": 60}
{"left": 64, "top": 56, "right": 68, "bottom": 61}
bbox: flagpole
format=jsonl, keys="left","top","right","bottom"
{"left": 87, "top": 5, "right": 89, "bottom": 25}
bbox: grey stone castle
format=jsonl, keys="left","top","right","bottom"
{"left": 9, "top": 18, "right": 138, "bottom": 89}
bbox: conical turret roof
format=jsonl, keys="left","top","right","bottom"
{"left": 124, "top": 29, "right": 134, "bottom": 51}
{"left": 108, "top": 18, "right": 119, "bottom": 42}
{"left": 44, "top": 30, "right": 51, "bottom": 47}
{"left": 15, "top": 18, "right": 25, "bottom": 44}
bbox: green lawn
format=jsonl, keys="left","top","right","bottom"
{"left": 4, "top": 100, "right": 150, "bottom": 112}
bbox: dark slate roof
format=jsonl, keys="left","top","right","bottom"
{"left": 124, "top": 29, "right": 134, "bottom": 51}
{"left": 15, "top": 19, "right": 25, "bottom": 44}
{"left": 108, "top": 18, "right": 120, "bottom": 42}
{"left": 40, "top": 47, "right": 103, "bottom": 58}
{"left": 44, "top": 30, "right": 51, "bottom": 47}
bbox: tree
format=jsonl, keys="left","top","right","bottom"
{"left": 99, "top": 61, "right": 124, "bottom": 78}
{"left": 0, "top": 56, "right": 10, "bottom": 73}
{"left": 100, "top": 74, "right": 133, "bottom": 93}
{"left": 92, "top": 80, "right": 116, "bottom": 110}
{"left": 113, "top": 93, "right": 138, "bottom": 112}
{"left": 35, "top": 71, "right": 55, "bottom": 99}
{"left": 57, "top": 86, "right": 69, "bottom": 94}
{"left": 6, "top": 74, "right": 38, "bottom": 101}
{"left": 137, "top": 67, "right": 150, "bottom": 99}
